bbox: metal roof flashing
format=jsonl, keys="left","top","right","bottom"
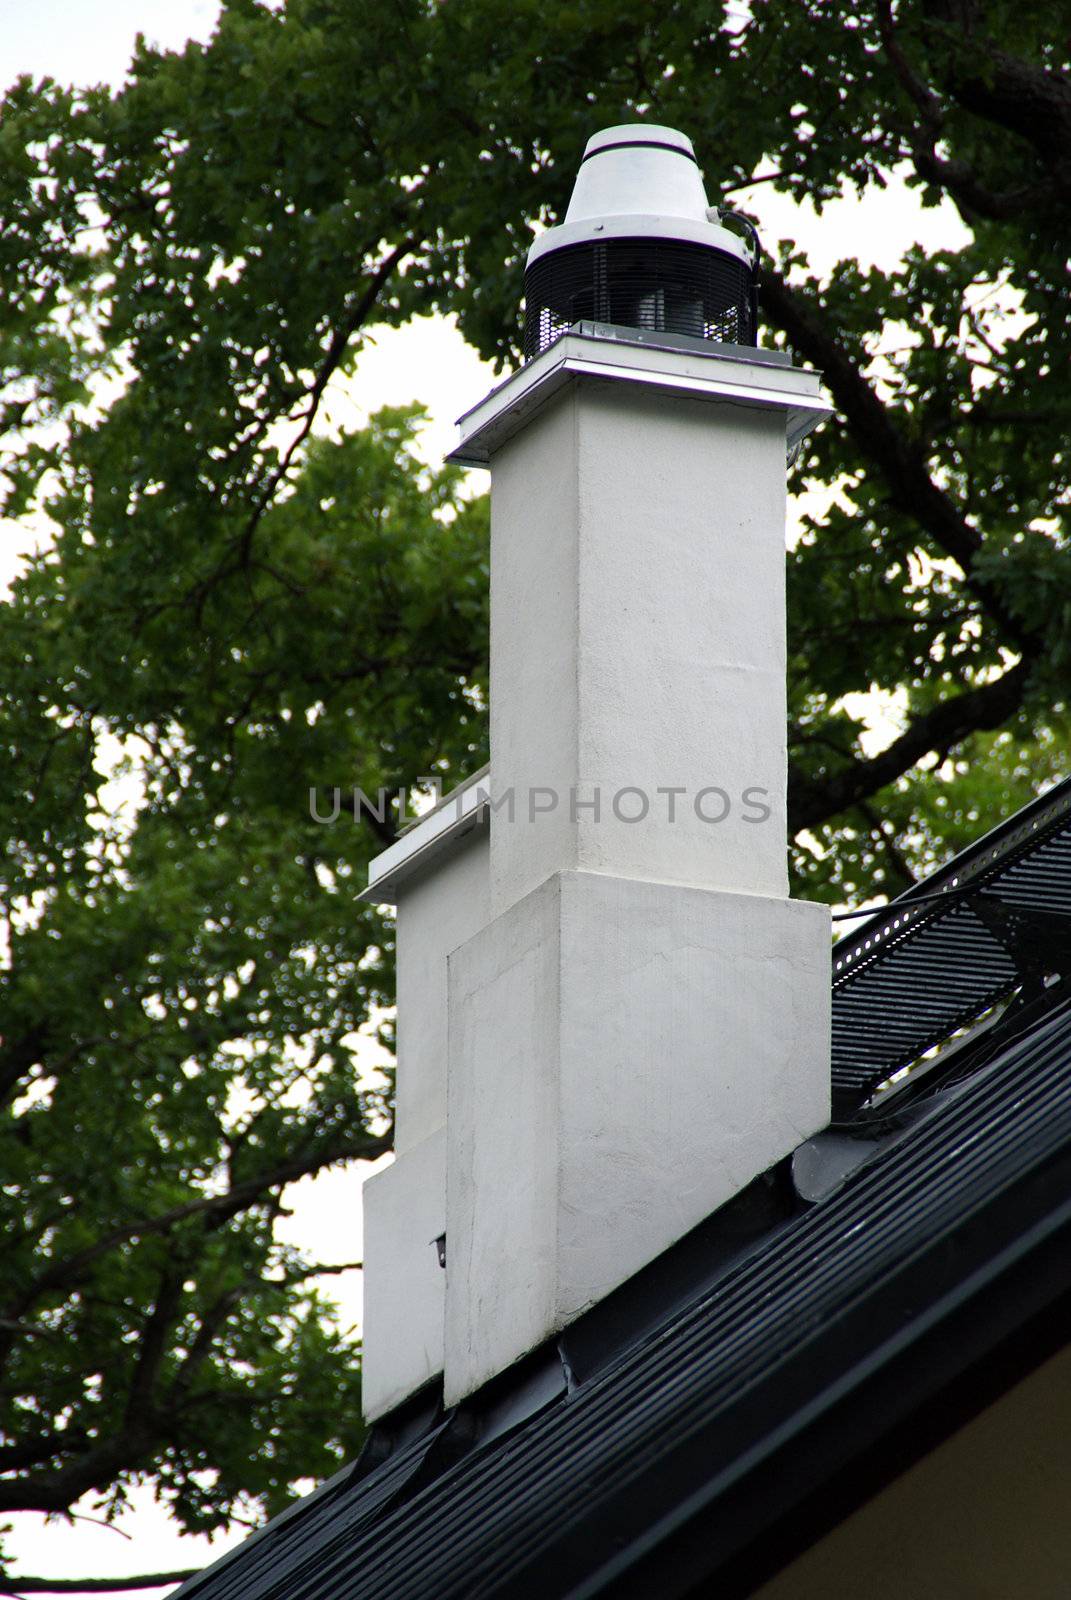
{"left": 446, "top": 323, "right": 831, "bottom": 468}
{"left": 830, "top": 774, "right": 1071, "bottom": 1117}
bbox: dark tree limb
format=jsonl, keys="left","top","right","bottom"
{"left": 760, "top": 267, "right": 1037, "bottom": 656}
{"left": 789, "top": 658, "right": 1032, "bottom": 833}
{"left": 876, "top": 0, "right": 943, "bottom": 125}
{"left": 1, "top": 1133, "right": 390, "bottom": 1333}
{"left": 856, "top": 798, "right": 918, "bottom": 891}
{"left": 923, "top": 4, "right": 1071, "bottom": 167}
{"left": 0, "top": 1572, "right": 196, "bottom": 1594}
{"left": 0, "top": 1423, "right": 157, "bottom": 1516}
{"left": 0, "top": 1429, "right": 90, "bottom": 1472}
{"left": 878, "top": 0, "right": 1071, "bottom": 219}
{"left": 119, "top": 1271, "right": 184, "bottom": 1435}
{"left": 907, "top": 144, "right": 1057, "bottom": 223}
{"left": 133, "top": 239, "right": 414, "bottom": 642}
{"left": 233, "top": 241, "right": 414, "bottom": 571}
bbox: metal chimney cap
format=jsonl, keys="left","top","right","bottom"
{"left": 523, "top": 124, "right": 761, "bottom": 362}
{"left": 527, "top": 123, "right": 752, "bottom": 270}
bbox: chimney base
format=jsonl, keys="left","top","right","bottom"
{"left": 444, "top": 869, "right": 830, "bottom": 1405}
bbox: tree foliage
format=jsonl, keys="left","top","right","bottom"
{"left": 0, "top": 0, "right": 1067, "bottom": 1573}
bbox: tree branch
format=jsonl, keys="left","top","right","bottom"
{"left": 0, "top": 1429, "right": 90, "bottom": 1473}
{"left": 856, "top": 798, "right": 918, "bottom": 892}
{"left": 789, "top": 659, "right": 1032, "bottom": 832}
{"left": 120, "top": 1271, "right": 183, "bottom": 1434}
{"left": 233, "top": 241, "right": 413, "bottom": 572}
{"left": 906, "top": 143, "right": 1056, "bottom": 223}
{"left": 2, "top": 1134, "right": 390, "bottom": 1330}
{"left": 876, "top": 0, "right": 943, "bottom": 125}
{"left": 167, "top": 1280, "right": 259, "bottom": 1411}
{"left": 0, "top": 1573, "right": 197, "bottom": 1594}
{"left": 927, "top": 17, "right": 1071, "bottom": 168}
{"left": 0, "top": 1426, "right": 152, "bottom": 1516}
{"left": 760, "top": 266, "right": 1036, "bottom": 654}
{"left": 0, "top": 1317, "right": 60, "bottom": 1341}
{"left": 880, "top": 0, "right": 1071, "bottom": 219}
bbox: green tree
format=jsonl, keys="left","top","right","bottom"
{"left": 0, "top": 0, "right": 1067, "bottom": 1584}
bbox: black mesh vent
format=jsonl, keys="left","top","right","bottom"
{"left": 523, "top": 236, "right": 757, "bottom": 360}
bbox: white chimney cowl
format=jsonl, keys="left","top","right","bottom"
{"left": 527, "top": 123, "right": 752, "bottom": 267}
{"left": 524, "top": 123, "right": 759, "bottom": 358}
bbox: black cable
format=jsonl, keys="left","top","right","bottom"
{"left": 832, "top": 881, "right": 984, "bottom": 922}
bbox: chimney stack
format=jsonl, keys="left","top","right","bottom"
{"left": 360, "top": 126, "right": 832, "bottom": 1418}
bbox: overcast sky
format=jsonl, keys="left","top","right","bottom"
{"left": 0, "top": 0, "right": 222, "bottom": 89}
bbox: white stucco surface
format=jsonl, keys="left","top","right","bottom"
{"left": 444, "top": 869, "right": 831, "bottom": 1405}
{"left": 393, "top": 829, "right": 490, "bottom": 1156}
{"left": 363, "top": 334, "right": 833, "bottom": 1418}
{"left": 361, "top": 1128, "right": 446, "bottom": 1422}
{"left": 489, "top": 378, "right": 791, "bottom": 917}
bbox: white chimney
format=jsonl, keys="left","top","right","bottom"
{"left": 360, "top": 125, "right": 832, "bottom": 1419}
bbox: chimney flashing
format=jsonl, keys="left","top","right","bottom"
{"left": 573, "top": 320, "right": 794, "bottom": 365}
{"left": 448, "top": 324, "right": 830, "bottom": 469}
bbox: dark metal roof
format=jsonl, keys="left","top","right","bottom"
{"left": 830, "top": 775, "right": 1071, "bottom": 1117}
{"left": 174, "top": 790, "right": 1071, "bottom": 1600}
